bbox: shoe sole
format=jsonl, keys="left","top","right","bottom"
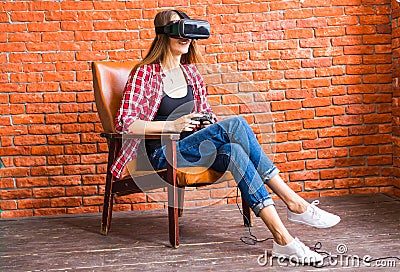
{"left": 287, "top": 217, "right": 341, "bottom": 228}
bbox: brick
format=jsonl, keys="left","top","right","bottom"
{"left": 305, "top": 180, "right": 333, "bottom": 191}
{"left": 46, "top": 11, "right": 77, "bottom": 21}
{"left": 51, "top": 197, "right": 82, "bottom": 207}
{"left": 364, "top": 113, "right": 391, "bottom": 124}
{"left": 271, "top": 101, "right": 301, "bottom": 111}
{"left": 14, "top": 156, "right": 46, "bottom": 167}
{"left": 303, "top": 138, "right": 332, "bottom": 149}
{"left": 301, "top": 78, "right": 331, "bottom": 88}
{"left": 275, "top": 161, "right": 304, "bottom": 172}
{"left": 300, "top": 38, "right": 331, "bottom": 48}
{"left": 285, "top": 109, "right": 314, "bottom": 120}
{"left": 320, "top": 169, "right": 348, "bottom": 180}
{"left": 287, "top": 130, "right": 317, "bottom": 140}
{"left": 333, "top": 115, "right": 363, "bottom": 126}
{"left": 318, "top": 127, "right": 348, "bottom": 137}
{"left": 349, "top": 125, "right": 378, "bottom": 135}
{"left": 297, "top": 18, "right": 327, "bottom": 28}
{"left": 281, "top": 49, "right": 312, "bottom": 60}
{"left": 0, "top": 200, "right": 17, "bottom": 210}
{"left": 334, "top": 178, "right": 364, "bottom": 189}
{"left": 67, "top": 206, "right": 99, "bottom": 214}
{"left": 303, "top": 118, "right": 333, "bottom": 129}
{"left": 349, "top": 146, "right": 379, "bottom": 156}
{"left": 318, "top": 148, "right": 348, "bottom": 158}
{"left": 14, "top": 135, "right": 46, "bottom": 146}
{"left": 287, "top": 150, "right": 316, "bottom": 161}
{"left": 275, "top": 142, "right": 302, "bottom": 153}
{"left": 315, "top": 27, "right": 345, "bottom": 37}
{"left": 66, "top": 186, "right": 98, "bottom": 197}
{"left": 284, "top": 29, "right": 313, "bottom": 39}
{"left": 333, "top": 95, "right": 363, "bottom": 105}
{"left": 316, "top": 106, "right": 345, "bottom": 116}
{"left": 0, "top": 189, "right": 32, "bottom": 200}
{"left": 270, "top": 79, "right": 300, "bottom": 90}
{"left": 306, "top": 159, "right": 335, "bottom": 169}
{"left": 270, "top": 60, "right": 301, "bottom": 70}
{"left": 367, "top": 155, "right": 392, "bottom": 166}
{"left": 364, "top": 134, "right": 392, "bottom": 145}
{"left": 275, "top": 121, "right": 302, "bottom": 132}
{"left": 284, "top": 9, "right": 313, "bottom": 19}
{"left": 289, "top": 170, "right": 319, "bottom": 181}
{"left": 12, "top": 114, "right": 44, "bottom": 125}
{"left": 64, "top": 165, "right": 96, "bottom": 175}
{"left": 16, "top": 177, "right": 48, "bottom": 188}
{"left": 350, "top": 166, "right": 380, "bottom": 177}
{"left": 0, "top": 210, "right": 33, "bottom": 219}
{"left": 31, "top": 146, "right": 63, "bottom": 156}
{"left": 18, "top": 199, "right": 50, "bottom": 209}
{"left": 31, "top": 166, "right": 63, "bottom": 176}
{"left": 349, "top": 188, "right": 379, "bottom": 195}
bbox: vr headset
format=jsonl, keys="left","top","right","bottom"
{"left": 155, "top": 10, "right": 210, "bottom": 40}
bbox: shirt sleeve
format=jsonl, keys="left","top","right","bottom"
{"left": 114, "top": 66, "right": 149, "bottom": 133}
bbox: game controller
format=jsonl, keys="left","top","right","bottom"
{"left": 191, "top": 112, "right": 214, "bottom": 126}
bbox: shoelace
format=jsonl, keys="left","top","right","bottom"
{"left": 309, "top": 200, "right": 322, "bottom": 219}
{"left": 297, "top": 238, "right": 317, "bottom": 256}
{"left": 295, "top": 238, "right": 308, "bottom": 255}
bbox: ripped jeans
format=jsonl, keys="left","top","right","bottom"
{"left": 150, "top": 116, "right": 279, "bottom": 216}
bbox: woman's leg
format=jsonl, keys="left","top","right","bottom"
{"left": 152, "top": 116, "right": 306, "bottom": 211}
{"left": 259, "top": 206, "right": 293, "bottom": 245}
{"left": 267, "top": 175, "right": 309, "bottom": 214}
{"left": 210, "top": 142, "right": 293, "bottom": 245}
{"left": 151, "top": 122, "right": 324, "bottom": 263}
{"left": 151, "top": 116, "right": 338, "bottom": 229}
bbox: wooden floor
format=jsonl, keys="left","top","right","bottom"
{"left": 1, "top": 194, "right": 399, "bottom": 271}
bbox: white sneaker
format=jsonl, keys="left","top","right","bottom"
{"left": 272, "top": 237, "right": 323, "bottom": 264}
{"left": 287, "top": 200, "right": 341, "bottom": 228}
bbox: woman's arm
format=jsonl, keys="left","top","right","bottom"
{"left": 128, "top": 113, "right": 201, "bottom": 134}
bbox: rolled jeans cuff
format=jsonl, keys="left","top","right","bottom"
{"left": 252, "top": 198, "right": 275, "bottom": 217}
{"left": 262, "top": 167, "right": 280, "bottom": 182}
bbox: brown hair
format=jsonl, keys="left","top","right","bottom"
{"left": 133, "top": 10, "right": 204, "bottom": 71}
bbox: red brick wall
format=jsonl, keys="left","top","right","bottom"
{"left": 0, "top": 0, "right": 397, "bottom": 218}
{"left": 393, "top": 0, "right": 400, "bottom": 198}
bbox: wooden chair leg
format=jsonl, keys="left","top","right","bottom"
{"left": 101, "top": 173, "right": 114, "bottom": 235}
{"left": 168, "top": 185, "right": 179, "bottom": 248}
{"left": 242, "top": 200, "right": 253, "bottom": 227}
{"left": 101, "top": 138, "right": 117, "bottom": 235}
{"left": 166, "top": 136, "right": 179, "bottom": 248}
{"left": 178, "top": 187, "right": 185, "bottom": 217}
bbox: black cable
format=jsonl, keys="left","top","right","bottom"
{"left": 235, "top": 187, "right": 273, "bottom": 245}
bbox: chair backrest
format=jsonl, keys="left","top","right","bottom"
{"left": 92, "top": 61, "right": 136, "bottom": 133}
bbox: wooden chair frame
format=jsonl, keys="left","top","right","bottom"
{"left": 92, "top": 61, "right": 253, "bottom": 248}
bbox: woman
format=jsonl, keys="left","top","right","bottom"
{"left": 112, "top": 10, "right": 340, "bottom": 264}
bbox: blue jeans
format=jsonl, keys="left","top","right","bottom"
{"left": 150, "top": 117, "right": 279, "bottom": 216}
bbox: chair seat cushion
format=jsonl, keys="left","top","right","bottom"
{"left": 176, "top": 167, "right": 233, "bottom": 186}
{"left": 121, "top": 162, "right": 233, "bottom": 187}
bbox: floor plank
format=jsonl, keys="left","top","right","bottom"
{"left": 1, "top": 194, "right": 399, "bottom": 271}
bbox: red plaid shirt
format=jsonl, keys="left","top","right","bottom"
{"left": 111, "top": 62, "right": 215, "bottom": 178}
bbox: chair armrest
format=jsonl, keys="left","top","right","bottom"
{"left": 100, "top": 132, "right": 180, "bottom": 141}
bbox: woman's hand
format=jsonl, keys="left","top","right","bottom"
{"left": 171, "top": 113, "right": 202, "bottom": 132}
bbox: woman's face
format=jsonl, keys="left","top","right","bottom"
{"left": 168, "top": 14, "right": 191, "bottom": 57}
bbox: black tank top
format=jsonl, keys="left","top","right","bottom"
{"left": 145, "top": 85, "right": 194, "bottom": 158}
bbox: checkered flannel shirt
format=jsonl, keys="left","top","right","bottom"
{"left": 111, "top": 62, "right": 215, "bottom": 178}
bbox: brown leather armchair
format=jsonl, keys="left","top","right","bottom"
{"left": 92, "top": 61, "right": 253, "bottom": 248}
